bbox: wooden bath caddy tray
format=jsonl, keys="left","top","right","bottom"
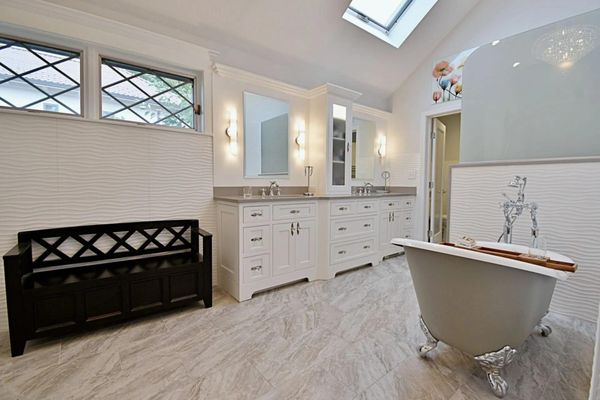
{"left": 442, "top": 243, "right": 577, "bottom": 273}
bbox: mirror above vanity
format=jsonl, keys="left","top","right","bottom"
{"left": 352, "top": 117, "right": 377, "bottom": 180}
{"left": 243, "top": 92, "right": 290, "bottom": 178}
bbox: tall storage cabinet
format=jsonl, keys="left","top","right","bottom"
{"left": 308, "top": 85, "right": 361, "bottom": 195}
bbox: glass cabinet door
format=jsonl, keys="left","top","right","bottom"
{"left": 331, "top": 104, "right": 347, "bottom": 187}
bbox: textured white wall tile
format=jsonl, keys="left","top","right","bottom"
{"left": 0, "top": 113, "right": 216, "bottom": 331}
{"left": 449, "top": 161, "right": 600, "bottom": 322}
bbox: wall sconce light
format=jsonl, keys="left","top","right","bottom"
{"left": 225, "top": 109, "right": 238, "bottom": 155}
{"left": 377, "top": 135, "right": 387, "bottom": 158}
{"left": 296, "top": 120, "right": 306, "bottom": 161}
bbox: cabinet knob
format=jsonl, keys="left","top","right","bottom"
{"left": 250, "top": 237, "right": 263, "bottom": 242}
{"left": 250, "top": 265, "right": 262, "bottom": 271}
{"left": 388, "top": 203, "right": 393, "bottom": 206}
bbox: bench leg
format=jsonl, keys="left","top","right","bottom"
{"left": 9, "top": 334, "right": 26, "bottom": 357}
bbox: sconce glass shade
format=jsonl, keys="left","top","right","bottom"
{"left": 377, "top": 135, "right": 387, "bottom": 158}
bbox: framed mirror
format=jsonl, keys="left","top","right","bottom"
{"left": 244, "top": 92, "right": 289, "bottom": 178}
{"left": 352, "top": 118, "right": 376, "bottom": 180}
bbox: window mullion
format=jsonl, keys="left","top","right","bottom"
{"left": 85, "top": 47, "right": 100, "bottom": 120}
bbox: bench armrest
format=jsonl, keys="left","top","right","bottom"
{"left": 192, "top": 227, "right": 213, "bottom": 238}
{"left": 4, "top": 242, "right": 31, "bottom": 259}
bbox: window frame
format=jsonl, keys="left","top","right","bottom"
{"left": 0, "top": 33, "right": 85, "bottom": 118}
{"left": 348, "top": 0, "right": 415, "bottom": 33}
{"left": 0, "top": 29, "right": 206, "bottom": 135}
{"left": 98, "top": 55, "right": 202, "bottom": 132}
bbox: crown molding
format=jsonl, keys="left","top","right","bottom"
{"left": 308, "top": 83, "right": 362, "bottom": 101}
{"left": 353, "top": 103, "right": 392, "bottom": 120}
{"left": 212, "top": 63, "right": 311, "bottom": 98}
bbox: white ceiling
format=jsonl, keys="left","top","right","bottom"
{"left": 45, "top": 0, "right": 480, "bottom": 110}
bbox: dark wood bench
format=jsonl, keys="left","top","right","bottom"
{"left": 3, "top": 219, "right": 212, "bottom": 357}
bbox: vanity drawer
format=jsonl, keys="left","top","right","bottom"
{"left": 330, "top": 238, "right": 376, "bottom": 264}
{"left": 397, "top": 210, "right": 415, "bottom": 226}
{"left": 243, "top": 205, "right": 271, "bottom": 224}
{"left": 356, "top": 200, "right": 378, "bottom": 214}
{"left": 242, "top": 225, "right": 271, "bottom": 255}
{"left": 330, "top": 216, "right": 377, "bottom": 241}
{"left": 381, "top": 199, "right": 401, "bottom": 211}
{"left": 330, "top": 201, "right": 354, "bottom": 216}
{"left": 272, "top": 203, "right": 316, "bottom": 220}
{"left": 399, "top": 197, "right": 416, "bottom": 210}
{"left": 242, "top": 254, "right": 271, "bottom": 284}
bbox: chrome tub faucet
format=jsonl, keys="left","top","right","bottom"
{"left": 498, "top": 176, "right": 540, "bottom": 244}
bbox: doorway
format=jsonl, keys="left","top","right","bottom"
{"left": 427, "top": 112, "right": 461, "bottom": 243}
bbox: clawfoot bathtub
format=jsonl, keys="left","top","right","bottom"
{"left": 391, "top": 239, "right": 574, "bottom": 398}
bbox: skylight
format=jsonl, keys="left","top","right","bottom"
{"left": 348, "top": 0, "right": 413, "bottom": 32}
{"left": 343, "top": 0, "right": 439, "bottom": 48}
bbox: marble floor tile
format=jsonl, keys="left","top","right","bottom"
{"left": 0, "top": 255, "right": 595, "bottom": 400}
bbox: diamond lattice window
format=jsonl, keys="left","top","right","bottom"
{"left": 101, "top": 59, "right": 196, "bottom": 130}
{"left": 0, "top": 37, "right": 82, "bottom": 115}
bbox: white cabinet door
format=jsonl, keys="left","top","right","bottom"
{"left": 390, "top": 211, "right": 403, "bottom": 240}
{"left": 379, "top": 212, "right": 391, "bottom": 250}
{"left": 272, "top": 222, "right": 295, "bottom": 276}
{"left": 294, "top": 220, "right": 316, "bottom": 270}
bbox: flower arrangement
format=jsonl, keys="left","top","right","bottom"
{"left": 431, "top": 47, "right": 478, "bottom": 104}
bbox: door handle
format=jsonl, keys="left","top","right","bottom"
{"left": 290, "top": 223, "right": 294, "bottom": 236}
{"left": 392, "top": 213, "right": 395, "bottom": 222}
{"left": 346, "top": 142, "right": 350, "bottom": 152}
{"left": 388, "top": 212, "right": 391, "bottom": 222}
{"left": 296, "top": 222, "right": 300, "bottom": 235}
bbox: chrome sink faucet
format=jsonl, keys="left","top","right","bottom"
{"left": 268, "top": 181, "right": 280, "bottom": 197}
{"left": 364, "top": 182, "right": 373, "bottom": 195}
{"left": 498, "top": 176, "right": 539, "bottom": 244}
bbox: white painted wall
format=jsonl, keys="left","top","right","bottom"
{"left": 212, "top": 68, "right": 310, "bottom": 188}
{"left": 389, "top": 0, "right": 600, "bottom": 239}
{"left": 0, "top": 2, "right": 216, "bottom": 332}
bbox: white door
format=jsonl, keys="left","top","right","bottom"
{"left": 294, "top": 220, "right": 316, "bottom": 270}
{"left": 329, "top": 101, "right": 352, "bottom": 194}
{"left": 379, "top": 212, "right": 391, "bottom": 250}
{"left": 272, "top": 222, "right": 295, "bottom": 275}
{"left": 429, "top": 119, "right": 446, "bottom": 243}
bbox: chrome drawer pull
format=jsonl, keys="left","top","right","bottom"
{"left": 363, "top": 224, "right": 371, "bottom": 228}
{"left": 250, "top": 211, "right": 263, "bottom": 217}
{"left": 388, "top": 203, "right": 394, "bottom": 206}
{"left": 363, "top": 245, "right": 370, "bottom": 249}
{"left": 405, "top": 216, "right": 411, "bottom": 220}
{"left": 250, "top": 265, "right": 262, "bottom": 271}
{"left": 289, "top": 210, "right": 300, "bottom": 214}
{"left": 296, "top": 222, "right": 300, "bottom": 235}
{"left": 338, "top": 250, "right": 347, "bottom": 255}
{"left": 250, "top": 237, "right": 263, "bottom": 242}
{"left": 339, "top": 207, "right": 348, "bottom": 211}
{"left": 338, "top": 227, "right": 347, "bottom": 231}
{"left": 290, "top": 223, "right": 294, "bottom": 236}
{"left": 364, "top": 205, "right": 371, "bottom": 209}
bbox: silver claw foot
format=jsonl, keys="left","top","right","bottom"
{"left": 535, "top": 323, "right": 552, "bottom": 337}
{"left": 417, "top": 315, "right": 438, "bottom": 357}
{"left": 474, "top": 346, "right": 517, "bottom": 398}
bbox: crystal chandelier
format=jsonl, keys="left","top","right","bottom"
{"left": 533, "top": 25, "right": 599, "bottom": 68}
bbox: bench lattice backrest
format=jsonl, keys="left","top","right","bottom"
{"left": 18, "top": 219, "right": 198, "bottom": 269}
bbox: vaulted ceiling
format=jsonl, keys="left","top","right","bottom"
{"left": 45, "top": 0, "right": 480, "bottom": 109}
